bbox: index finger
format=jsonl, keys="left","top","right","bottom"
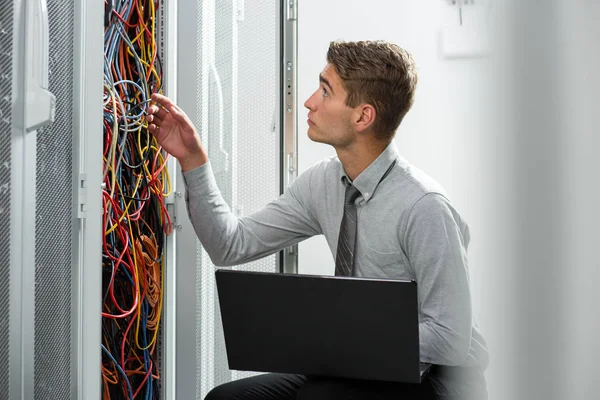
{"left": 151, "top": 93, "right": 177, "bottom": 113}
{"left": 151, "top": 92, "right": 190, "bottom": 125}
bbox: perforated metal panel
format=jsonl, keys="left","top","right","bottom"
{"left": 0, "top": 1, "right": 12, "bottom": 398}
{"left": 34, "top": 0, "right": 75, "bottom": 398}
{"left": 215, "top": 0, "right": 280, "bottom": 385}
{"left": 235, "top": 1, "right": 279, "bottom": 255}
{"left": 192, "top": 1, "right": 281, "bottom": 398}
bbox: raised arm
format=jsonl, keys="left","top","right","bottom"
{"left": 148, "top": 93, "right": 322, "bottom": 265}
{"left": 147, "top": 92, "right": 208, "bottom": 172}
{"left": 183, "top": 162, "right": 322, "bottom": 266}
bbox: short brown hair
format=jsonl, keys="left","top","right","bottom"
{"left": 327, "top": 40, "right": 418, "bottom": 140}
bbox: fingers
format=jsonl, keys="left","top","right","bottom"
{"left": 151, "top": 93, "right": 177, "bottom": 114}
{"left": 147, "top": 105, "right": 168, "bottom": 121}
{"left": 148, "top": 122, "right": 161, "bottom": 137}
{"left": 151, "top": 93, "right": 190, "bottom": 125}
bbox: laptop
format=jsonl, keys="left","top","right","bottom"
{"left": 215, "top": 269, "right": 431, "bottom": 383}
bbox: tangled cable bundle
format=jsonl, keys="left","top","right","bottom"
{"left": 102, "top": 0, "right": 172, "bottom": 398}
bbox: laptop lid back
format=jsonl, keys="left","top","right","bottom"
{"left": 215, "top": 269, "right": 421, "bottom": 383}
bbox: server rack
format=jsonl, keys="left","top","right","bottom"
{"left": 2, "top": 0, "right": 296, "bottom": 398}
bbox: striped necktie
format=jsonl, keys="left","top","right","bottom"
{"left": 335, "top": 184, "right": 361, "bottom": 276}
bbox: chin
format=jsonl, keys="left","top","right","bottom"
{"left": 307, "top": 129, "right": 320, "bottom": 143}
{"left": 307, "top": 128, "right": 333, "bottom": 146}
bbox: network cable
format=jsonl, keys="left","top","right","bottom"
{"left": 102, "top": 0, "right": 172, "bottom": 398}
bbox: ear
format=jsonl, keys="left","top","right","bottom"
{"left": 354, "top": 104, "right": 376, "bottom": 133}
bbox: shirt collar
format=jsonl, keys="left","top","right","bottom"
{"left": 339, "top": 141, "right": 399, "bottom": 203}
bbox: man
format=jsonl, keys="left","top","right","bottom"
{"left": 147, "top": 40, "right": 488, "bottom": 400}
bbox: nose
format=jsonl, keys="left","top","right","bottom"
{"left": 303, "top": 98, "right": 312, "bottom": 111}
{"left": 304, "top": 90, "right": 317, "bottom": 111}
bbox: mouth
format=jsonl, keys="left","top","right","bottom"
{"left": 307, "top": 117, "right": 315, "bottom": 127}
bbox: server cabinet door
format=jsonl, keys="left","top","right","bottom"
{"left": 1, "top": 0, "right": 14, "bottom": 396}
{"left": 4, "top": 0, "right": 97, "bottom": 399}
{"left": 175, "top": 0, "right": 295, "bottom": 398}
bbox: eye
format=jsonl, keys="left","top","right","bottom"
{"left": 322, "top": 86, "right": 329, "bottom": 97}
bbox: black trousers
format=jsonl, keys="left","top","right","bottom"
{"left": 204, "top": 366, "right": 487, "bottom": 400}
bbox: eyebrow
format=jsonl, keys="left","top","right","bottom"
{"left": 319, "top": 74, "right": 334, "bottom": 95}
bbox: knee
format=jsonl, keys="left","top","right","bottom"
{"left": 296, "top": 379, "right": 346, "bottom": 400}
{"left": 204, "top": 384, "right": 230, "bottom": 400}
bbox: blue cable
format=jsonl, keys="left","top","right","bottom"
{"left": 102, "top": 344, "right": 133, "bottom": 400}
{"left": 141, "top": 299, "right": 152, "bottom": 400}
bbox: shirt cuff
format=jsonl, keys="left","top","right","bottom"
{"left": 182, "top": 161, "right": 218, "bottom": 193}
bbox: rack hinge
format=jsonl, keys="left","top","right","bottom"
{"left": 78, "top": 173, "right": 87, "bottom": 219}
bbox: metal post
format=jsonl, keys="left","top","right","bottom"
{"left": 73, "top": 0, "right": 103, "bottom": 398}
{"left": 281, "top": 0, "right": 298, "bottom": 274}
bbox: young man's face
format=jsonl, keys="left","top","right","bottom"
{"left": 304, "top": 63, "right": 357, "bottom": 148}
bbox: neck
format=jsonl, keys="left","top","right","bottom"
{"left": 336, "top": 138, "right": 390, "bottom": 181}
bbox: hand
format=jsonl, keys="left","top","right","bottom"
{"left": 147, "top": 93, "right": 208, "bottom": 171}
